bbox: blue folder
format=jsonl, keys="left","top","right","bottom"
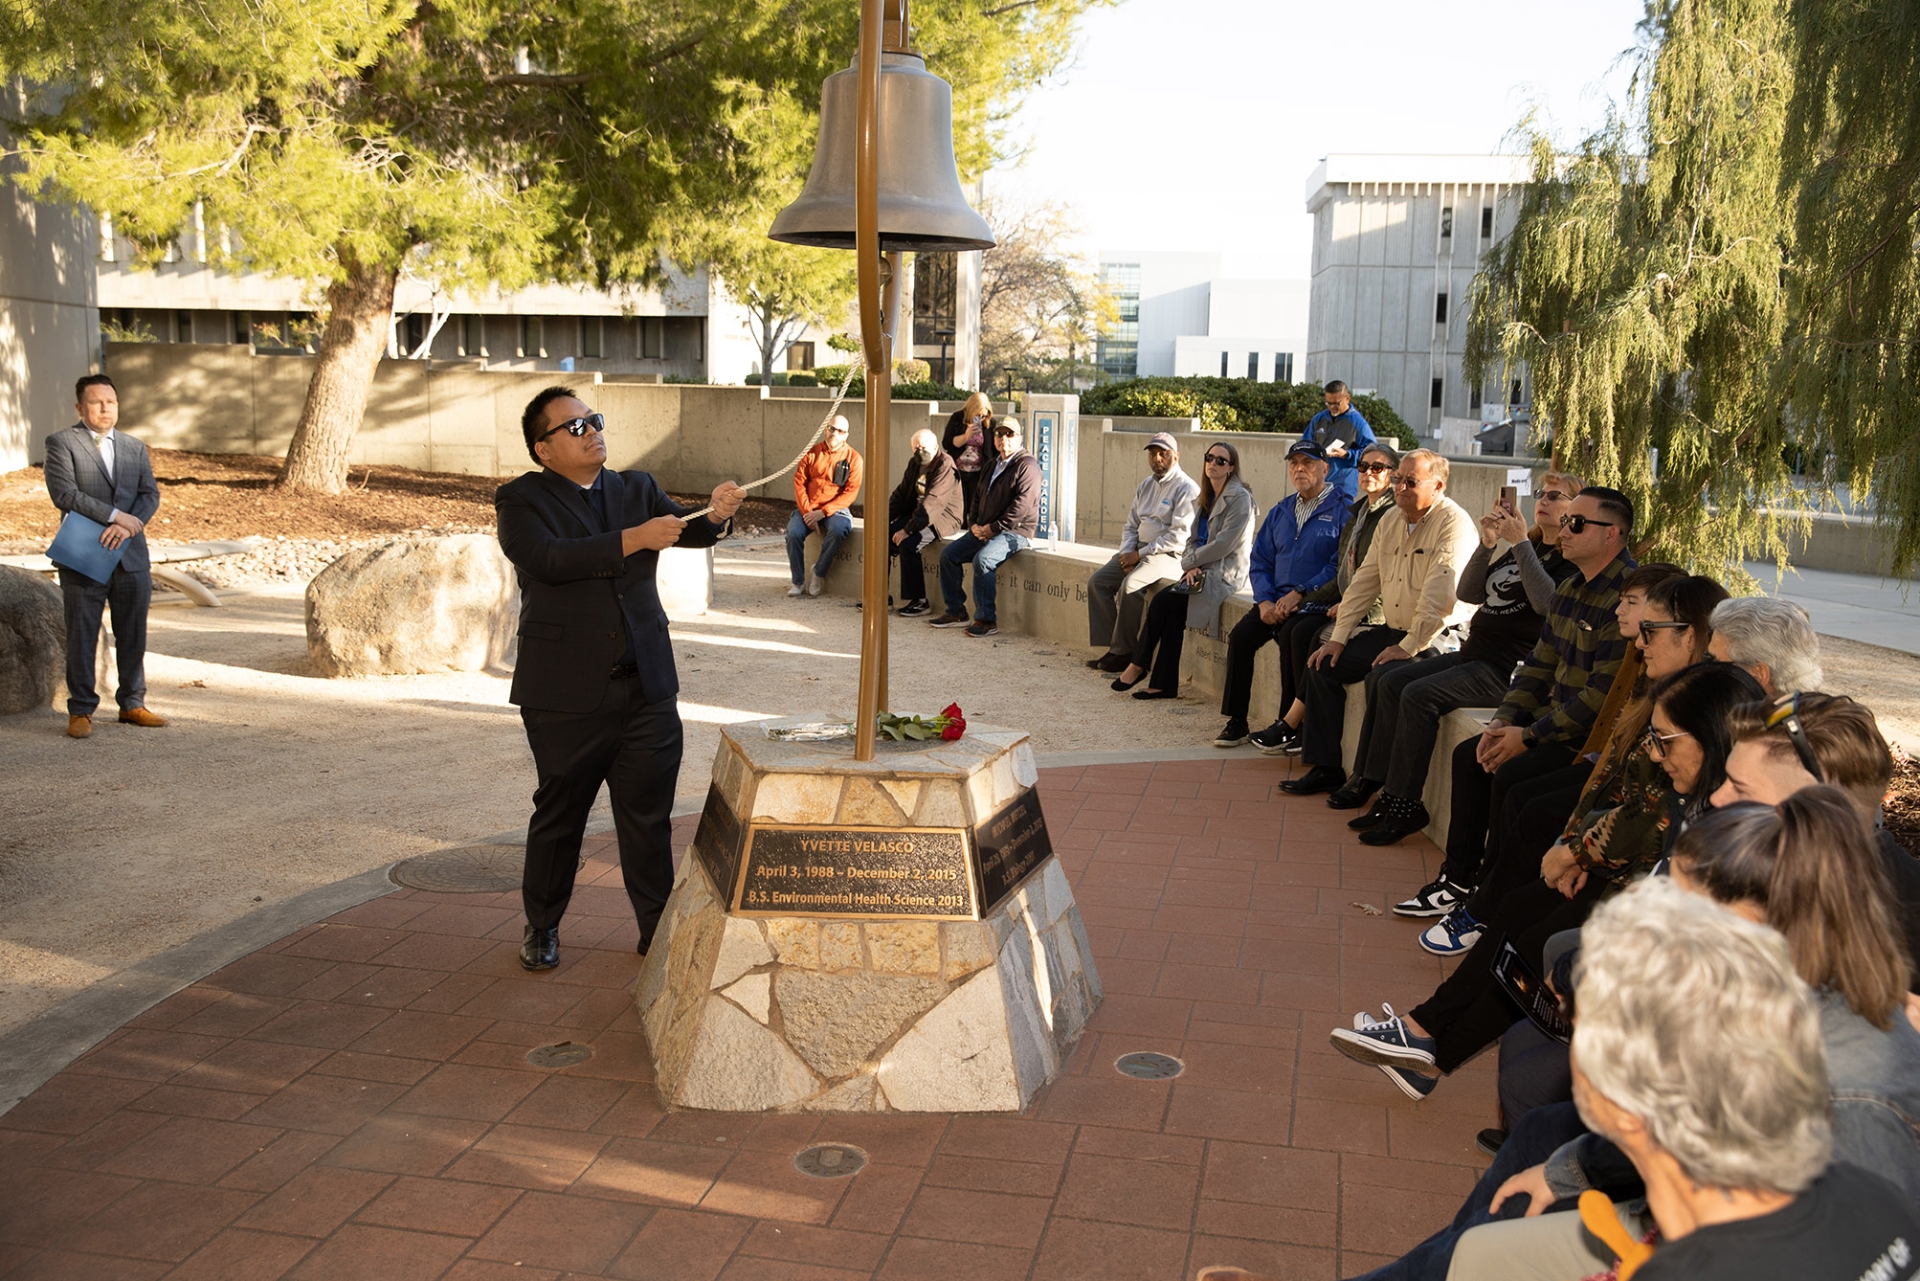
{"left": 46, "top": 511, "right": 126, "bottom": 585}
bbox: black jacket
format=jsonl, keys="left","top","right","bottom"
{"left": 889, "top": 450, "right": 965, "bottom": 539}
{"left": 969, "top": 450, "right": 1042, "bottom": 538}
{"left": 495, "top": 467, "right": 727, "bottom": 713}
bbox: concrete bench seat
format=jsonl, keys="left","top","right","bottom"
{"left": 816, "top": 525, "right": 1497, "bottom": 846}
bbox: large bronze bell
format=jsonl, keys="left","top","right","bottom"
{"left": 768, "top": 51, "right": 996, "bottom": 252}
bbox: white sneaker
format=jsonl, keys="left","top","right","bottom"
{"left": 787, "top": 583, "right": 806, "bottom": 597}
{"left": 806, "top": 569, "right": 823, "bottom": 597}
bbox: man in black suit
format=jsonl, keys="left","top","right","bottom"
{"left": 43, "top": 374, "right": 165, "bottom": 739}
{"left": 495, "top": 387, "right": 745, "bottom": 971}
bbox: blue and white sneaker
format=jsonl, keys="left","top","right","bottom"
{"left": 1378, "top": 1061, "right": 1439, "bottom": 1101}
{"left": 1418, "top": 907, "right": 1484, "bottom": 957}
{"left": 1330, "top": 1003, "right": 1437, "bottom": 1068}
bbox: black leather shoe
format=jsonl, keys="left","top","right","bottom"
{"left": 1348, "top": 795, "right": 1393, "bottom": 830}
{"left": 636, "top": 933, "right": 654, "bottom": 957}
{"left": 1326, "top": 776, "right": 1381, "bottom": 810}
{"left": 1279, "top": 765, "right": 1346, "bottom": 796}
{"left": 519, "top": 925, "right": 559, "bottom": 971}
{"left": 1359, "top": 802, "right": 1432, "bottom": 846}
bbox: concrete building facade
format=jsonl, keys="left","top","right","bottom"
{"left": 1304, "top": 154, "right": 1533, "bottom": 448}
{"left": 1096, "top": 252, "right": 1308, "bottom": 387}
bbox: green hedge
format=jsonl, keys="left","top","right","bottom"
{"left": 806, "top": 363, "right": 969, "bottom": 402}
{"left": 1082, "top": 377, "right": 1417, "bottom": 449}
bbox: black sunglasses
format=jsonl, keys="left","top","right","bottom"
{"left": 1204, "top": 453, "right": 1232, "bottom": 465}
{"left": 993, "top": 426, "right": 1018, "bottom": 437}
{"left": 1558, "top": 513, "right": 1617, "bottom": 534}
{"left": 1765, "top": 692, "right": 1825, "bottom": 781}
{"left": 1538, "top": 489, "right": 1572, "bottom": 502}
{"left": 538, "top": 412, "right": 605, "bottom": 442}
{"left": 1357, "top": 461, "right": 1394, "bottom": 474}
{"left": 1636, "top": 619, "right": 1690, "bottom": 640}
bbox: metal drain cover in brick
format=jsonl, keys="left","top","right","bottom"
{"left": 390, "top": 845, "right": 523, "bottom": 893}
{"left": 526, "top": 1042, "right": 594, "bottom": 1069}
{"left": 793, "top": 1144, "right": 867, "bottom": 1178}
{"left": 1115, "top": 1051, "right": 1185, "bottom": 1080}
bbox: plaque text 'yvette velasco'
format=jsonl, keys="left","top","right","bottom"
{"left": 735, "top": 827, "right": 977, "bottom": 920}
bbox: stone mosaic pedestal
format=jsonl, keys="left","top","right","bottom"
{"left": 633, "top": 717, "right": 1101, "bottom": 1112}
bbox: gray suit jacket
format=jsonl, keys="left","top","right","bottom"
{"left": 43, "top": 424, "right": 162, "bottom": 573}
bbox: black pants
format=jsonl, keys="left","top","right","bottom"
{"left": 1410, "top": 875, "right": 1607, "bottom": 1073}
{"left": 1353, "top": 651, "right": 1513, "bottom": 798}
{"left": 520, "top": 679, "right": 683, "bottom": 939}
{"left": 1465, "top": 764, "right": 1592, "bottom": 920}
{"left": 59, "top": 566, "right": 150, "bottom": 717}
{"left": 1299, "top": 626, "right": 1409, "bottom": 767}
{"left": 1440, "top": 740, "right": 1578, "bottom": 889}
{"left": 956, "top": 469, "right": 982, "bottom": 519}
{"left": 1131, "top": 585, "right": 1191, "bottom": 692}
{"left": 1220, "top": 608, "right": 1282, "bottom": 721}
{"left": 889, "top": 519, "right": 931, "bottom": 600}
{"left": 1277, "top": 611, "right": 1329, "bottom": 718}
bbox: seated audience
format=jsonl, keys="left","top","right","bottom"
{"left": 1389, "top": 489, "right": 1636, "bottom": 909}
{"left": 1086, "top": 431, "right": 1200, "bottom": 672}
{"left": 1329, "top": 661, "right": 1762, "bottom": 1099}
{"left": 930, "top": 417, "right": 1039, "bottom": 639}
{"left": 1244, "top": 443, "right": 1401, "bottom": 753}
{"left": 886, "top": 428, "right": 963, "bottom": 617}
{"left": 1212, "top": 438, "right": 1347, "bottom": 745}
{"left": 1114, "top": 442, "right": 1256, "bottom": 699}
{"left": 785, "top": 415, "right": 862, "bottom": 598}
{"left": 1281, "top": 449, "right": 1480, "bottom": 797}
{"left": 1336, "top": 474, "right": 1584, "bottom": 841}
{"left": 1708, "top": 595, "right": 1824, "bottom": 696}
{"left": 1415, "top": 572, "right": 1721, "bottom": 954}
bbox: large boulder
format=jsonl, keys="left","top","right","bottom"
{"left": 0, "top": 565, "right": 64, "bottom": 713}
{"left": 305, "top": 535, "right": 517, "bottom": 677}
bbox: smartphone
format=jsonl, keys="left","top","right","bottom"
{"left": 1498, "top": 485, "right": 1518, "bottom": 515}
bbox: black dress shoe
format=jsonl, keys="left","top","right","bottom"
{"left": 1348, "top": 795, "right": 1393, "bottom": 830}
{"left": 1476, "top": 1127, "right": 1508, "bottom": 1157}
{"left": 1279, "top": 765, "right": 1346, "bottom": 796}
{"left": 520, "top": 925, "right": 559, "bottom": 971}
{"left": 1326, "top": 776, "right": 1382, "bottom": 810}
{"left": 636, "top": 934, "right": 654, "bottom": 957}
{"left": 1359, "top": 800, "right": 1432, "bottom": 846}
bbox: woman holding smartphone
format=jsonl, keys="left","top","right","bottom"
{"left": 944, "top": 391, "right": 993, "bottom": 517}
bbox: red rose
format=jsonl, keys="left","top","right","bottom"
{"left": 942, "top": 703, "right": 963, "bottom": 719}
{"left": 941, "top": 723, "right": 963, "bottom": 741}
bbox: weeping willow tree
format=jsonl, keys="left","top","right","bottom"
{"left": 1778, "top": 0, "right": 1920, "bottom": 576}
{"left": 1467, "top": 0, "right": 1799, "bottom": 574}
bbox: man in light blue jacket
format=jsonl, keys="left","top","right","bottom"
{"left": 1213, "top": 439, "right": 1346, "bottom": 745}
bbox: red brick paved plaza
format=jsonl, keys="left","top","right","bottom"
{"left": 0, "top": 759, "right": 1496, "bottom": 1280}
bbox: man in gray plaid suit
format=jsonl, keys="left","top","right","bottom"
{"left": 43, "top": 374, "right": 164, "bottom": 738}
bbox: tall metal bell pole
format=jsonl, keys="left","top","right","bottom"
{"left": 852, "top": 0, "right": 909, "bottom": 761}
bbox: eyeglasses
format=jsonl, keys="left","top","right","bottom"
{"left": 1538, "top": 489, "right": 1571, "bottom": 502}
{"left": 537, "top": 412, "right": 605, "bottom": 442}
{"left": 1558, "top": 513, "right": 1618, "bottom": 534}
{"left": 1357, "top": 461, "right": 1394, "bottom": 474}
{"left": 1641, "top": 724, "right": 1693, "bottom": 759}
{"left": 1204, "top": 454, "right": 1232, "bottom": 466}
{"left": 994, "top": 427, "right": 1018, "bottom": 437}
{"left": 1764, "top": 692, "right": 1825, "bottom": 781}
{"left": 826, "top": 426, "right": 849, "bottom": 435}
{"left": 1635, "top": 619, "right": 1690, "bottom": 641}
{"left": 1391, "top": 474, "right": 1426, "bottom": 489}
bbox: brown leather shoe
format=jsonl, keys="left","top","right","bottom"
{"left": 67, "top": 715, "right": 91, "bottom": 739}
{"left": 117, "top": 708, "right": 168, "bottom": 728}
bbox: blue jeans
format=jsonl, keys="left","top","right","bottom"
{"left": 938, "top": 530, "right": 1030, "bottom": 622}
{"left": 786, "top": 510, "right": 852, "bottom": 585}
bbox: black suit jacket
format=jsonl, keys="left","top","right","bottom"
{"left": 495, "top": 467, "right": 727, "bottom": 713}
{"left": 969, "top": 450, "right": 1042, "bottom": 538}
{"left": 43, "top": 424, "right": 162, "bottom": 572}
{"left": 888, "top": 450, "right": 964, "bottom": 539}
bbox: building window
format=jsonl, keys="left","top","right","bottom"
{"left": 1431, "top": 377, "right": 1444, "bottom": 410}
{"left": 232, "top": 311, "right": 251, "bottom": 345}
{"left": 1470, "top": 382, "right": 1483, "bottom": 412}
{"left": 639, "top": 316, "right": 664, "bottom": 359}
{"left": 1246, "top": 352, "right": 1259, "bottom": 380}
{"left": 1273, "top": 352, "right": 1293, "bottom": 383}
{"left": 1096, "top": 262, "right": 1141, "bottom": 380}
{"left": 786, "top": 341, "right": 815, "bottom": 371}
{"left": 1220, "top": 351, "right": 1229, "bottom": 377}
{"left": 461, "top": 315, "right": 485, "bottom": 357}
{"left": 1435, "top": 293, "right": 1449, "bottom": 325}
{"left": 1481, "top": 206, "right": 1495, "bottom": 238}
{"left": 404, "top": 313, "right": 428, "bottom": 355}
{"left": 581, "top": 316, "right": 603, "bottom": 358}
{"left": 175, "top": 311, "right": 194, "bottom": 344}
{"left": 1511, "top": 377, "right": 1523, "bottom": 404}
{"left": 521, "top": 316, "right": 545, "bottom": 359}
{"left": 1440, "top": 206, "right": 1453, "bottom": 238}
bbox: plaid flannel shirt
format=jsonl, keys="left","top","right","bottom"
{"left": 1493, "top": 552, "right": 1634, "bottom": 746}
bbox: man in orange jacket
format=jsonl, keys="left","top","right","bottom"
{"left": 786, "top": 415, "right": 864, "bottom": 597}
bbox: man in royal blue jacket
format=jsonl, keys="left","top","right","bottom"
{"left": 1213, "top": 438, "right": 1347, "bottom": 745}
{"left": 1304, "top": 379, "right": 1377, "bottom": 501}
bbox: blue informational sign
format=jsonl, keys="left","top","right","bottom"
{"left": 1024, "top": 396, "right": 1079, "bottom": 544}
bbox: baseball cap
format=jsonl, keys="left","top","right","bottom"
{"left": 1286, "top": 437, "right": 1327, "bottom": 461}
{"left": 1144, "top": 431, "right": 1178, "bottom": 453}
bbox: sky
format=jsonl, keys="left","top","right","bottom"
{"left": 984, "top": 0, "right": 1648, "bottom": 279}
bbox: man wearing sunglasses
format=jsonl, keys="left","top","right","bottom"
{"left": 931, "top": 417, "right": 1041, "bottom": 638}
{"left": 496, "top": 387, "right": 745, "bottom": 972}
{"left": 786, "top": 415, "right": 863, "bottom": 598}
{"left": 1084, "top": 431, "right": 1198, "bottom": 672}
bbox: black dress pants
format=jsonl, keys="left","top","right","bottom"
{"left": 1131, "top": 585, "right": 1191, "bottom": 692}
{"left": 1465, "top": 765, "right": 1592, "bottom": 920}
{"left": 1439, "top": 740, "right": 1578, "bottom": 889}
{"left": 1219, "top": 607, "right": 1284, "bottom": 722}
{"left": 1277, "top": 611, "right": 1329, "bottom": 717}
{"left": 59, "top": 565, "right": 150, "bottom": 717}
{"left": 889, "top": 519, "right": 931, "bottom": 600}
{"left": 1299, "top": 626, "right": 1408, "bottom": 767}
{"left": 520, "top": 677, "right": 683, "bottom": 940}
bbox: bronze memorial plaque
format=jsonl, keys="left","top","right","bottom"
{"left": 692, "top": 784, "right": 744, "bottom": 898}
{"left": 734, "top": 826, "right": 977, "bottom": 920}
{"left": 974, "top": 786, "right": 1053, "bottom": 914}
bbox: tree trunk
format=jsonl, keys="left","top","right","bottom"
{"left": 277, "top": 253, "right": 400, "bottom": 493}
